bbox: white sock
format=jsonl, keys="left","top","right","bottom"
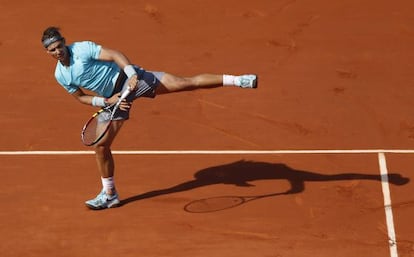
{"left": 101, "top": 177, "right": 115, "bottom": 194}
{"left": 223, "top": 75, "right": 236, "bottom": 86}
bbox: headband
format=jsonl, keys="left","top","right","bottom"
{"left": 43, "top": 36, "right": 64, "bottom": 48}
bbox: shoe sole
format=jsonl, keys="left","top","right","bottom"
{"left": 252, "top": 76, "right": 258, "bottom": 88}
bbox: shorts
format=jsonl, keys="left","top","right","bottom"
{"left": 111, "top": 66, "right": 164, "bottom": 120}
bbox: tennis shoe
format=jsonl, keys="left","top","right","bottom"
{"left": 234, "top": 75, "right": 258, "bottom": 88}
{"left": 85, "top": 189, "right": 121, "bottom": 210}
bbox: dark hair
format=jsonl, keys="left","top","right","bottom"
{"left": 41, "top": 26, "right": 65, "bottom": 48}
{"left": 42, "top": 27, "right": 62, "bottom": 42}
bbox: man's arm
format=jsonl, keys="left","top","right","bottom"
{"left": 71, "top": 88, "right": 98, "bottom": 105}
{"left": 71, "top": 88, "right": 130, "bottom": 110}
{"left": 98, "top": 47, "right": 139, "bottom": 91}
{"left": 98, "top": 47, "right": 132, "bottom": 69}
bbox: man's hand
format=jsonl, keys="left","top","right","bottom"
{"left": 127, "top": 74, "right": 139, "bottom": 91}
{"left": 107, "top": 93, "right": 132, "bottom": 111}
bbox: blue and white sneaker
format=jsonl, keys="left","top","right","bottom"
{"left": 85, "top": 189, "right": 121, "bottom": 210}
{"left": 235, "top": 74, "right": 258, "bottom": 88}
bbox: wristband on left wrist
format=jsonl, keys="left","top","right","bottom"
{"left": 91, "top": 96, "right": 108, "bottom": 107}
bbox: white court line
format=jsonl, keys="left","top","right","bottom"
{"left": 378, "top": 153, "right": 399, "bottom": 257}
{"left": 1, "top": 149, "right": 414, "bottom": 155}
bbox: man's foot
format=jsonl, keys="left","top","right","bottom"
{"left": 235, "top": 74, "right": 258, "bottom": 88}
{"left": 85, "top": 189, "right": 121, "bottom": 210}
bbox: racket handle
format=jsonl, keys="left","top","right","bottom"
{"left": 112, "top": 88, "right": 132, "bottom": 111}
{"left": 119, "top": 88, "right": 132, "bottom": 101}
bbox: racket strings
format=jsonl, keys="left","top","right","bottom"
{"left": 81, "top": 110, "right": 111, "bottom": 146}
{"left": 81, "top": 89, "right": 132, "bottom": 146}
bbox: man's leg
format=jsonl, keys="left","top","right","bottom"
{"left": 85, "top": 120, "right": 124, "bottom": 210}
{"left": 156, "top": 73, "right": 257, "bottom": 94}
{"left": 95, "top": 120, "right": 124, "bottom": 184}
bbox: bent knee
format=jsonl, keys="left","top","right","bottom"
{"left": 94, "top": 144, "right": 111, "bottom": 155}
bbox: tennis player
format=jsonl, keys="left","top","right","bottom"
{"left": 42, "top": 26, "right": 258, "bottom": 210}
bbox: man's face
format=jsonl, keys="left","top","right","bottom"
{"left": 46, "top": 40, "right": 67, "bottom": 62}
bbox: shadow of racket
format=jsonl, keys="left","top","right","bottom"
{"left": 184, "top": 192, "right": 287, "bottom": 213}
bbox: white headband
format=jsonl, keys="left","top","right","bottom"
{"left": 43, "top": 36, "right": 64, "bottom": 48}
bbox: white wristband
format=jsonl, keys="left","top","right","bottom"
{"left": 91, "top": 96, "right": 107, "bottom": 107}
{"left": 124, "top": 65, "right": 137, "bottom": 78}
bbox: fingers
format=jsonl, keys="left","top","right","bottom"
{"left": 118, "top": 98, "right": 132, "bottom": 111}
{"left": 128, "top": 74, "right": 139, "bottom": 91}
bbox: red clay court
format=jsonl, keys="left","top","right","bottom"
{"left": 1, "top": 1, "right": 413, "bottom": 257}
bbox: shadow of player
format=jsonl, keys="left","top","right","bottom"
{"left": 121, "top": 160, "right": 409, "bottom": 206}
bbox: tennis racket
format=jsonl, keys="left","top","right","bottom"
{"left": 184, "top": 192, "right": 285, "bottom": 213}
{"left": 81, "top": 89, "right": 131, "bottom": 146}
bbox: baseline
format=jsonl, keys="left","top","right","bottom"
{"left": 1, "top": 149, "right": 414, "bottom": 155}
